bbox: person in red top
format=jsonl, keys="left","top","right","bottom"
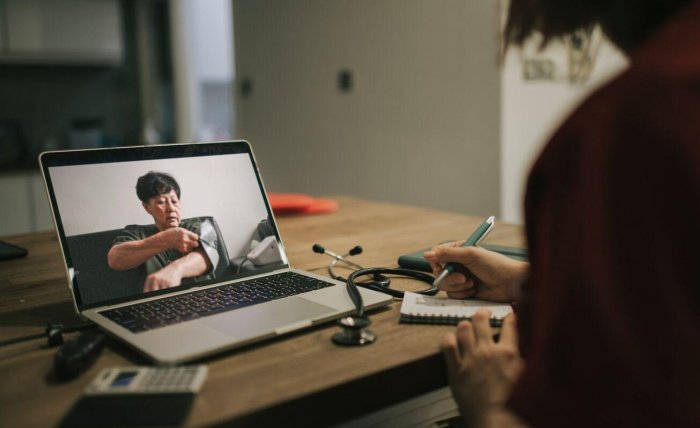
{"left": 424, "top": 0, "right": 700, "bottom": 426}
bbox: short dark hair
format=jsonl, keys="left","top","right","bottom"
{"left": 504, "top": 0, "right": 693, "bottom": 51}
{"left": 136, "top": 171, "right": 181, "bottom": 203}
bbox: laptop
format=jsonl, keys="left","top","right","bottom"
{"left": 39, "top": 140, "right": 392, "bottom": 364}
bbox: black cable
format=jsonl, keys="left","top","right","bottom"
{"left": 0, "top": 322, "right": 95, "bottom": 348}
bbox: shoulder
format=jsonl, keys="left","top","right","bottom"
{"left": 542, "top": 62, "right": 700, "bottom": 168}
{"left": 113, "top": 224, "right": 158, "bottom": 244}
{"left": 526, "top": 53, "right": 700, "bottom": 210}
{"left": 558, "top": 6, "right": 700, "bottom": 151}
{"left": 123, "top": 224, "right": 158, "bottom": 234}
{"left": 583, "top": 70, "right": 698, "bottom": 156}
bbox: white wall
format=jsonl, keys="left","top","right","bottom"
{"left": 229, "top": 1, "right": 631, "bottom": 227}
{"left": 47, "top": 153, "right": 269, "bottom": 257}
{"left": 233, "top": 0, "right": 502, "bottom": 217}
{"left": 500, "top": 33, "right": 628, "bottom": 224}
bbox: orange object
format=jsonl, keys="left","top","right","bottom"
{"left": 302, "top": 198, "right": 339, "bottom": 214}
{"left": 267, "top": 193, "right": 338, "bottom": 215}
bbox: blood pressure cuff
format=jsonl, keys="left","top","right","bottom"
{"left": 197, "top": 218, "right": 221, "bottom": 276}
{"left": 112, "top": 217, "right": 226, "bottom": 281}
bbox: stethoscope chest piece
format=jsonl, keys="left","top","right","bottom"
{"left": 332, "top": 316, "right": 376, "bottom": 346}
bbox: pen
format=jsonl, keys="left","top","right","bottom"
{"left": 432, "top": 215, "right": 495, "bottom": 287}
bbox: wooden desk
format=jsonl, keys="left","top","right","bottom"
{"left": 0, "top": 197, "right": 524, "bottom": 427}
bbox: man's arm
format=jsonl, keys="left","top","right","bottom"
{"left": 108, "top": 227, "right": 200, "bottom": 271}
{"left": 143, "top": 249, "right": 211, "bottom": 292}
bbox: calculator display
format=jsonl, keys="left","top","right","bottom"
{"left": 111, "top": 371, "right": 138, "bottom": 387}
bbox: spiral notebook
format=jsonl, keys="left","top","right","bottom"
{"left": 399, "top": 292, "right": 513, "bottom": 327}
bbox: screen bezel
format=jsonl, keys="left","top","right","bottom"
{"left": 39, "top": 140, "right": 288, "bottom": 311}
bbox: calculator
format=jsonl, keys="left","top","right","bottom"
{"left": 85, "top": 365, "right": 208, "bottom": 395}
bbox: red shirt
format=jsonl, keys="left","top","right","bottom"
{"left": 509, "top": 1, "right": 700, "bottom": 426}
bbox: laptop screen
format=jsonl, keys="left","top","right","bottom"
{"left": 40, "top": 141, "right": 288, "bottom": 309}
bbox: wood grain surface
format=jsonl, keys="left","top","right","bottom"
{"left": 0, "top": 196, "right": 524, "bottom": 427}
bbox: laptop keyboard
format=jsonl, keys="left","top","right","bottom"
{"left": 100, "top": 271, "right": 335, "bottom": 333}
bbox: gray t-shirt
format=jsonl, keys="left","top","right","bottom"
{"left": 113, "top": 218, "right": 219, "bottom": 284}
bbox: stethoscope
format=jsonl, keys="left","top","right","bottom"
{"left": 312, "top": 244, "right": 438, "bottom": 346}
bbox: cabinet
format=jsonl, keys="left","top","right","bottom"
{"left": 0, "top": 171, "right": 53, "bottom": 237}
{"left": 0, "top": 0, "right": 123, "bottom": 65}
{"left": 0, "top": 3, "right": 5, "bottom": 50}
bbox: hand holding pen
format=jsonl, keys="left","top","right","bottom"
{"left": 432, "top": 216, "right": 495, "bottom": 287}
{"left": 423, "top": 216, "right": 528, "bottom": 302}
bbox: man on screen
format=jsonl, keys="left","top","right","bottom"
{"left": 107, "top": 171, "right": 219, "bottom": 292}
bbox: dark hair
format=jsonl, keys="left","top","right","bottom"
{"left": 136, "top": 171, "right": 181, "bottom": 203}
{"left": 504, "top": 0, "right": 693, "bottom": 52}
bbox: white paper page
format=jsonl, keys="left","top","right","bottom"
{"left": 400, "top": 291, "right": 513, "bottom": 319}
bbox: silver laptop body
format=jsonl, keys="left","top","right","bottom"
{"left": 39, "top": 140, "right": 392, "bottom": 364}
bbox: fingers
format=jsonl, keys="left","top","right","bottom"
{"left": 441, "top": 332, "right": 461, "bottom": 379}
{"left": 176, "top": 228, "right": 199, "bottom": 252}
{"left": 439, "top": 272, "right": 473, "bottom": 287}
{"left": 436, "top": 271, "right": 468, "bottom": 288}
{"left": 455, "top": 320, "right": 476, "bottom": 356}
{"left": 183, "top": 229, "right": 199, "bottom": 240}
{"left": 144, "top": 279, "right": 171, "bottom": 292}
{"left": 424, "top": 241, "right": 465, "bottom": 269}
{"left": 443, "top": 316, "right": 500, "bottom": 369}
{"left": 184, "top": 237, "right": 199, "bottom": 251}
{"left": 184, "top": 229, "right": 199, "bottom": 246}
{"left": 423, "top": 250, "right": 443, "bottom": 275}
{"left": 498, "top": 313, "right": 518, "bottom": 348}
{"left": 426, "top": 240, "right": 466, "bottom": 253}
{"left": 440, "top": 276, "right": 476, "bottom": 298}
{"left": 167, "top": 227, "right": 199, "bottom": 240}
{"left": 144, "top": 277, "right": 158, "bottom": 292}
{"left": 425, "top": 246, "right": 480, "bottom": 281}
{"left": 471, "top": 309, "right": 493, "bottom": 343}
{"left": 179, "top": 228, "right": 199, "bottom": 243}
{"left": 425, "top": 248, "right": 476, "bottom": 297}
{"left": 447, "top": 289, "right": 476, "bottom": 299}
{"left": 144, "top": 274, "right": 173, "bottom": 292}
{"left": 429, "top": 246, "right": 481, "bottom": 268}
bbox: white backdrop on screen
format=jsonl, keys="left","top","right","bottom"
{"left": 48, "top": 153, "right": 269, "bottom": 258}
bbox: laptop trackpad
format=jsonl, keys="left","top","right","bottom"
{"left": 200, "top": 297, "right": 335, "bottom": 340}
